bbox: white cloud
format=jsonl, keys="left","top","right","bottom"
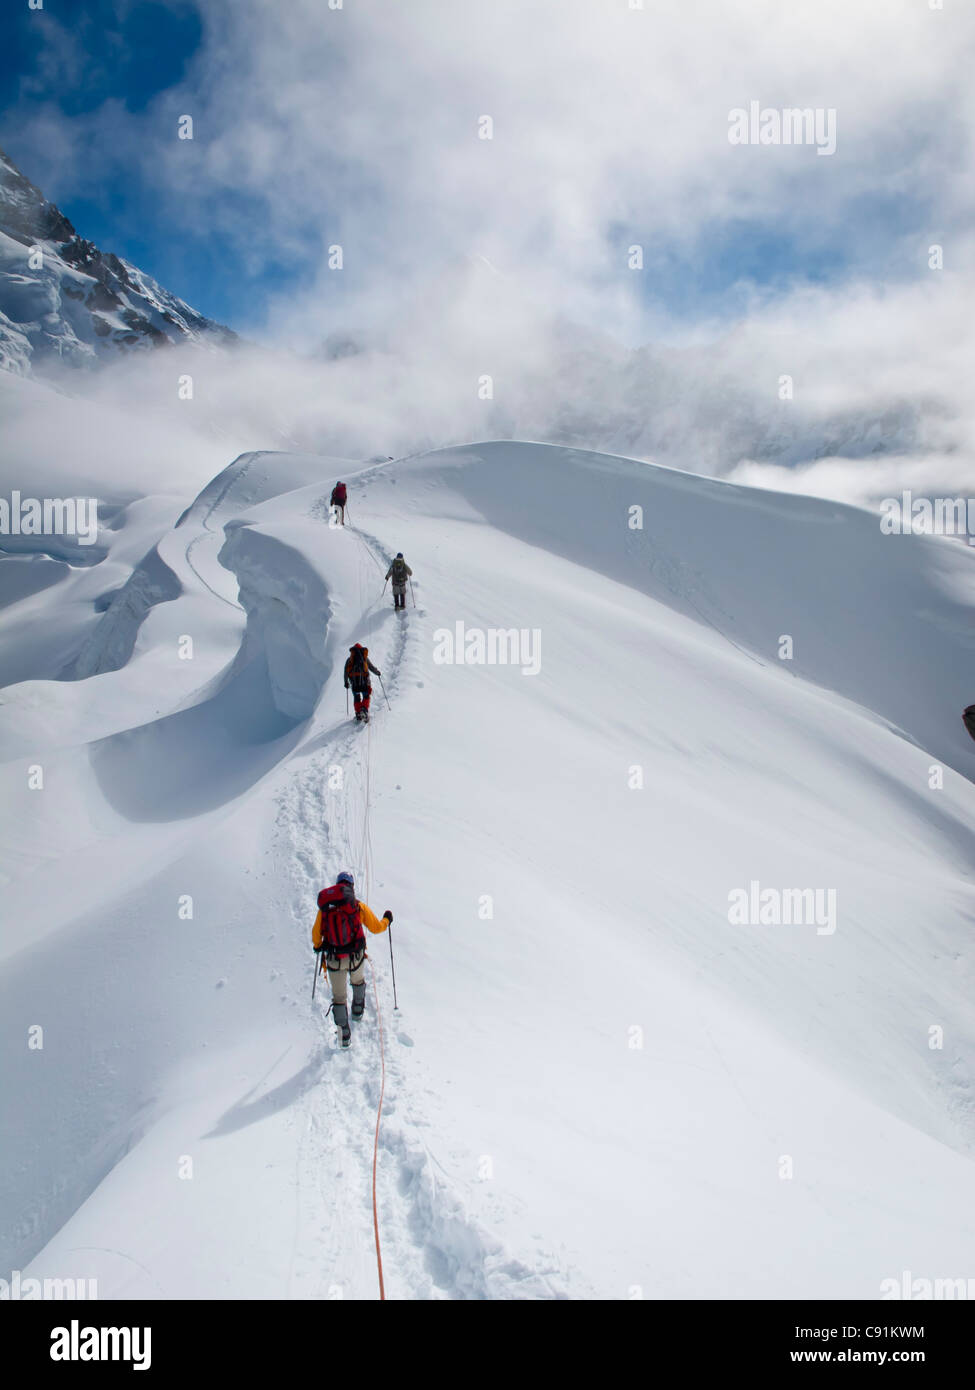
{"left": 4, "top": 0, "right": 975, "bottom": 511}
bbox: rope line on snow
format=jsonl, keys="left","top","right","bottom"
{"left": 316, "top": 511, "right": 391, "bottom": 1298}
{"left": 363, "top": 659, "right": 388, "bottom": 1299}
{"left": 350, "top": 525, "right": 388, "bottom": 1301}
{"left": 369, "top": 952, "right": 388, "bottom": 1301}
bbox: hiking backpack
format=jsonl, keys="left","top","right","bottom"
{"left": 347, "top": 646, "right": 368, "bottom": 684}
{"left": 317, "top": 882, "right": 364, "bottom": 958}
{"left": 332, "top": 483, "right": 347, "bottom": 505}
{"left": 391, "top": 557, "right": 408, "bottom": 583}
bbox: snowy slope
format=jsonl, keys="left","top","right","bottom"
{"left": 2, "top": 441, "right": 974, "bottom": 1299}
{"left": 0, "top": 147, "right": 236, "bottom": 375}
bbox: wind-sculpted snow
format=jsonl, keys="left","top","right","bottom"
{"left": 218, "top": 520, "right": 332, "bottom": 722}
{"left": 69, "top": 546, "right": 181, "bottom": 680}
{"left": 5, "top": 438, "right": 975, "bottom": 1299}
{"left": 0, "top": 552, "right": 68, "bottom": 610}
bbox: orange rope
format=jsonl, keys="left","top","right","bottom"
{"left": 363, "top": 713, "right": 386, "bottom": 1300}
{"left": 339, "top": 529, "right": 387, "bottom": 1299}
{"left": 369, "top": 954, "right": 387, "bottom": 1300}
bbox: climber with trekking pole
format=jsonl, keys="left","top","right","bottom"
{"left": 387, "top": 920, "right": 399, "bottom": 1012}
{"left": 385, "top": 553, "right": 413, "bottom": 611}
{"left": 344, "top": 642, "right": 381, "bottom": 723}
{"left": 312, "top": 871, "right": 394, "bottom": 1048}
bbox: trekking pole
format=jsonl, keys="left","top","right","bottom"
{"left": 346, "top": 687, "right": 349, "bottom": 716}
{"left": 378, "top": 672, "right": 392, "bottom": 711}
{"left": 409, "top": 578, "right": 416, "bottom": 608}
{"left": 381, "top": 578, "right": 388, "bottom": 600}
{"left": 312, "top": 950, "right": 321, "bottom": 1001}
{"left": 388, "top": 926, "right": 399, "bottom": 1011}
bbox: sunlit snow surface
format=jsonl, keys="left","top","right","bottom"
{"left": 1, "top": 438, "right": 974, "bottom": 1299}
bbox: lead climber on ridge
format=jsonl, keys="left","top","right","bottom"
{"left": 330, "top": 481, "right": 347, "bottom": 525}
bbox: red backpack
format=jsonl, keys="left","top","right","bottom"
{"left": 317, "top": 882, "right": 364, "bottom": 957}
{"left": 332, "top": 483, "right": 347, "bottom": 505}
{"left": 346, "top": 646, "right": 369, "bottom": 684}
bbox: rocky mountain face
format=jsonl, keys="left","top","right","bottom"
{"left": 0, "top": 147, "right": 237, "bottom": 375}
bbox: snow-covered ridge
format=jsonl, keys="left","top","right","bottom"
{"left": 0, "top": 449, "right": 354, "bottom": 696}
{"left": 0, "top": 146, "right": 237, "bottom": 375}
{"left": 3, "top": 439, "right": 975, "bottom": 1299}
{"left": 416, "top": 441, "right": 975, "bottom": 780}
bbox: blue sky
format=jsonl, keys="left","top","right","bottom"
{"left": 0, "top": 0, "right": 201, "bottom": 119}
{"left": 0, "top": 0, "right": 961, "bottom": 344}
{"left": 0, "top": 0, "right": 295, "bottom": 327}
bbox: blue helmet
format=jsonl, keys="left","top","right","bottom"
{"left": 337, "top": 871, "right": 354, "bottom": 886}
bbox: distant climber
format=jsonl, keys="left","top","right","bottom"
{"left": 964, "top": 705, "right": 975, "bottom": 745}
{"left": 330, "top": 482, "right": 347, "bottom": 525}
{"left": 385, "top": 552, "right": 413, "bottom": 610}
{"left": 344, "top": 642, "right": 380, "bottom": 722}
{"left": 313, "top": 871, "right": 393, "bottom": 1048}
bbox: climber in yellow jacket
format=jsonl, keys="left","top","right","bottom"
{"left": 313, "top": 871, "right": 392, "bottom": 1048}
